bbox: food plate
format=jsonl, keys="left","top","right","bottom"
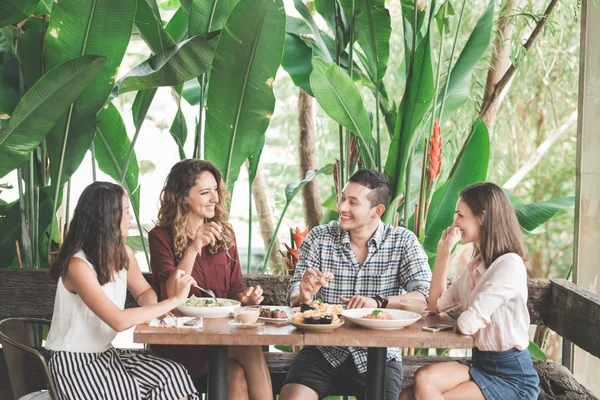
{"left": 258, "top": 307, "right": 290, "bottom": 324}
{"left": 227, "top": 320, "right": 265, "bottom": 328}
{"left": 288, "top": 317, "right": 345, "bottom": 332}
{"left": 177, "top": 297, "right": 241, "bottom": 319}
{"left": 341, "top": 308, "right": 421, "bottom": 330}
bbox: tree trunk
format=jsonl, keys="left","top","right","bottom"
{"left": 297, "top": 88, "right": 322, "bottom": 229}
{"left": 479, "top": 0, "right": 560, "bottom": 129}
{"left": 251, "top": 166, "right": 284, "bottom": 273}
{"left": 480, "top": 0, "right": 523, "bottom": 129}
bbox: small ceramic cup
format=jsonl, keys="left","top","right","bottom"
{"left": 398, "top": 299, "right": 427, "bottom": 314}
{"left": 235, "top": 305, "right": 260, "bottom": 324}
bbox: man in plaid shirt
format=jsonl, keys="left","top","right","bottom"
{"left": 280, "top": 170, "right": 432, "bottom": 400}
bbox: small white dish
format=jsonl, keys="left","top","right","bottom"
{"left": 227, "top": 320, "right": 265, "bottom": 328}
{"left": 341, "top": 308, "right": 421, "bottom": 330}
{"left": 258, "top": 316, "right": 289, "bottom": 324}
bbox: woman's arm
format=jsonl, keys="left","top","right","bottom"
{"left": 125, "top": 246, "right": 158, "bottom": 306}
{"left": 63, "top": 258, "right": 194, "bottom": 332}
{"left": 428, "top": 226, "right": 461, "bottom": 313}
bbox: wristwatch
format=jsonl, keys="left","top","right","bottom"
{"left": 373, "top": 294, "right": 389, "bottom": 309}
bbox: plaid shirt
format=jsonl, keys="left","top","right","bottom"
{"left": 287, "top": 220, "right": 432, "bottom": 374}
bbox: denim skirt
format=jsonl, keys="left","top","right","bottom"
{"left": 459, "top": 348, "right": 540, "bottom": 400}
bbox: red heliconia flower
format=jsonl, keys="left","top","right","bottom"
{"left": 428, "top": 119, "right": 442, "bottom": 185}
{"left": 284, "top": 243, "right": 299, "bottom": 262}
{"left": 291, "top": 227, "right": 309, "bottom": 248}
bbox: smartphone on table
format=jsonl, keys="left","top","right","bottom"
{"left": 422, "top": 324, "right": 453, "bottom": 333}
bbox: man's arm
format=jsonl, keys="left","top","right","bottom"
{"left": 394, "top": 230, "right": 432, "bottom": 307}
{"left": 287, "top": 228, "right": 323, "bottom": 306}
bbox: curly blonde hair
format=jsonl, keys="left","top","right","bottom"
{"left": 156, "top": 159, "right": 235, "bottom": 261}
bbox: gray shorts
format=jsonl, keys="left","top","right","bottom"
{"left": 283, "top": 347, "right": 403, "bottom": 400}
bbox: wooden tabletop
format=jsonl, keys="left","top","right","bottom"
{"left": 134, "top": 308, "right": 472, "bottom": 349}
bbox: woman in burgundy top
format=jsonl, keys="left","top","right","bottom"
{"left": 149, "top": 159, "right": 273, "bottom": 400}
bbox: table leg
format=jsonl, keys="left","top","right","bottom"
{"left": 366, "top": 347, "right": 387, "bottom": 400}
{"left": 207, "top": 345, "right": 228, "bottom": 400}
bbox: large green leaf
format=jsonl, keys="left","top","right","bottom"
{"left": 0, "top": 186, "right": 59, "bottom": 268}
{"left": 247, "top": 135, "right": 265, "bottom": 184}
{"left": 315, "top": 0, "right": 351, "bottom": 52}
{"left": 204, "top": 0, "right": 286, "bottom": 194}
{"left": 353, "top": 0, "right": 391, "bottom": 84}
{"left": 400, "top": 0, "right": 426, "bottom": 67}
{"left": 112, "top": 33, "right": 218, "bottom": 96}
{"left": 0, "top": 0, "right": 40, "bottom": 28}
{"left": 164, "top": 7, "right": 188, "bottom": 42}
{"left": 384, "top": 16, "right": 434, "bottom": 200}
{"left": 423, "top": 120, "right": 490, "bottom": 254}
{"left": 169, "top": 84, "right": 188, "bottom": 160}
{"left": 514, "top": 196, "right": 575, "bottom": 233}
{"left": 0, "top": 44, "right": 20, "bottom": 130}
{"left": 189, "top": 0, "right": 238, "bottom": 36}
{"left": 44, "top": 0, "right": 136, "bottom": 189}
{"left": 439, "top": 0, "right": 494, "bottom": 103}
{"left": 282, "top": 33, "right": 314, "bottom": 96}
{"left": 292, "top": 0, "right": 332, "bottom": 62}
{"left": 0, "top": 55, "right": 105, "bottom": 178}
{"left": 528, "top": 341, "right": 547, "bottom": 362}
{"left": 310, "top": 57, "right": 374, "bottom": 168}
{"left": 94, "top": 103, "right": 140, "bottom": 212}
{"left": 135, "top": 0, "right": 176, "bottom": 53}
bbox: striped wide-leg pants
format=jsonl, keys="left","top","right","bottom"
{"left": 49, "top": 348, "right": 200, "bottom": 400}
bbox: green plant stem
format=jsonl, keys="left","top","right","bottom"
{"left": 346, "top": 0, "right": 355, "bottom": 176}
{"left": 247, "top": 176, "right": 252, "bottom": 274}
{"left": 439, "top": 0, "right": 466, "bottom": 120}
{"left": 418, "top": 1, "right": 449, "bottom": 234}
{"left": 194, "top": 74, "right": 206, "bottom": 159}
{"left": 29, "top": 153, "right": 36, "bottom": 267}
{"left": 263, "top": 202, "right": 290, "bottom": 274}
{"left": 376, "top": 87, "right": 381, "bottom": 170}
{"left": 48, "top": 104, "right": 75, "bottom": 254}
{"left": 133, "top": 202, "right": 150, "bottom": 268}
{"left": 334, "top": 0, "right": 346, "bottom": 185}
{"left": 91, "top": 141, "right": 97, "bottom": 181}
{"left": 65, "top": 177, "right": 71, "bottom": 240}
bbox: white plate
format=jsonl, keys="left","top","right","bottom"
{"left": 258, "top": 316, "right": 289, "bottom": 324}
{"left": 341, "top": 308, "right": 421, "bottom": 330}
{"left": 177, "top": 298, "right": 241, "bottom": 318}
{"left": 227, "top": 320, "right": 265, "bottom": 328}
{"left": 288, "top": 317, "right": 345, "bottom": 332}
{"left": 258, "top": 307, "right": 290, "bottom": 324}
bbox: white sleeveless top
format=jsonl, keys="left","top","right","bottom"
{"left": 45, "top": 250, "right": 128, "bottom": 353}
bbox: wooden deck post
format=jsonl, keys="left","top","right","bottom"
{"left": 573, "top": 0, "right": 600, "bottom": 394}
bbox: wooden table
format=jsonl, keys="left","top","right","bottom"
{"left": 134, "top": 309, "right": 472, "bottom": 400}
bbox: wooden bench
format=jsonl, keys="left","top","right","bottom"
{"left": 1, "top": 270, "right": 598, "bottom": 399}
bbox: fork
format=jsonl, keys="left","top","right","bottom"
{"left": 198, "top": 286, "right": 217, "bottom": 302}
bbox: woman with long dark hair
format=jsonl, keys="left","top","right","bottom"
{"left": 46, "top": 181, "right": 199, "bottom": 400}
{"left": 149, "top": 159, "right": 273, "bottom": 400}
{"left": 400, "top": 182, "right": 540, "bottom": 400}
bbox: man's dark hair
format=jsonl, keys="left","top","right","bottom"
{"left": 348, "top": 169, "right": 392, "bottom": 208}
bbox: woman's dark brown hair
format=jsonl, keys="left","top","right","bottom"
{"left": 50, "top": 181, "right": 129, "bottom": 285}
{"left": 156, "top": 159, "right": 234, "bottom": 260}
{"left": 460, "top": 182, "right": 525, "bottom": 268}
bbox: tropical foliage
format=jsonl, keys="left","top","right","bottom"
{"left": 0, "top": 0, "right": 574, "bottom": 274}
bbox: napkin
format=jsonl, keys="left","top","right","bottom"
{"left": 149, "top": 316, "right": 203, "bottom": 328}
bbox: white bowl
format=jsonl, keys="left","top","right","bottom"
{"left": 341, "top": 308, "right": 421, "bottom": 330}
{"left": 177, "top": 298, "right": 241, "bottom": 318}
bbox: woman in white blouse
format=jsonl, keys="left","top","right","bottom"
{"left": 400, "top": 182, "right": 540, "bottom": 400}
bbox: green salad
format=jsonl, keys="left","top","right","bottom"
{"left": 184, "top": 295, "right": 234, "bottom": 307}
